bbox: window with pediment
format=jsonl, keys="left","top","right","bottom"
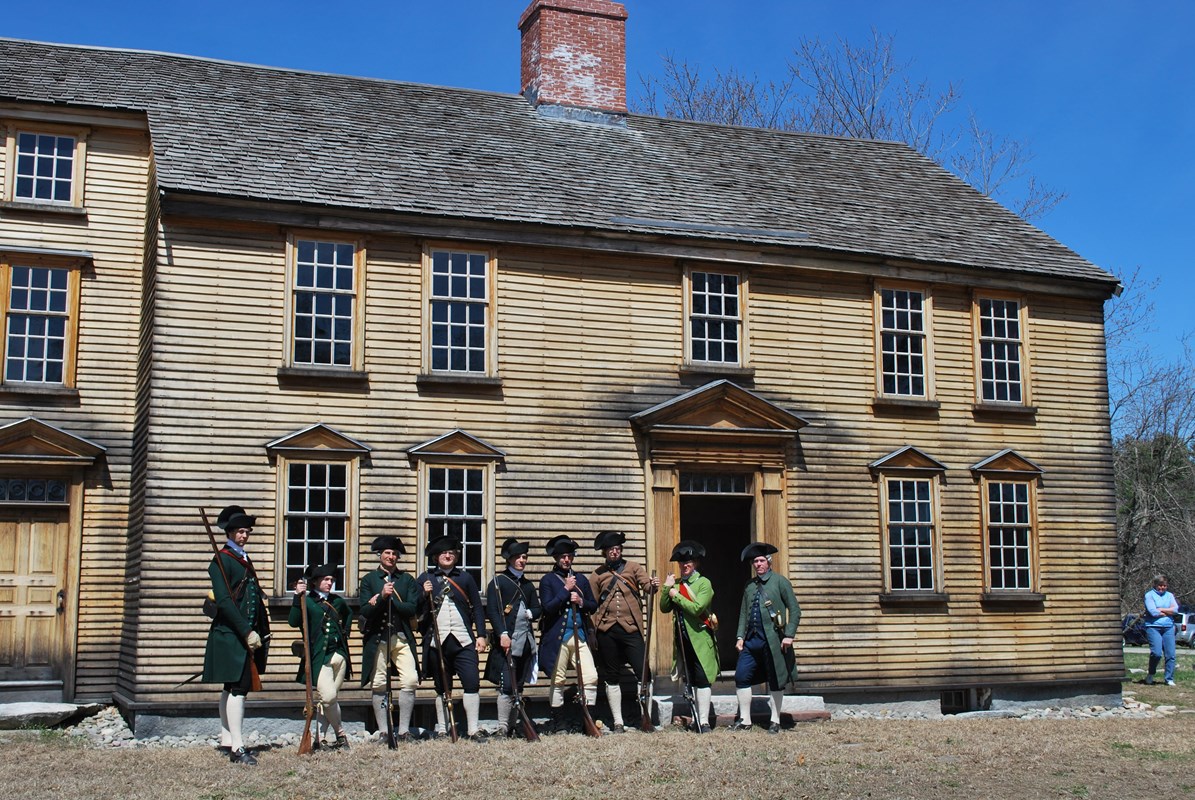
{"left": 971, "top": 450, "right": 1044, "bottom": 596}
{"left": 870, "top": 446, "right": 947, "bottom": 596}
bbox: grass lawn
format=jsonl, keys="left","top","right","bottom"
{"left": 1123, "top": 645, "right": 1195, "bottom": 710}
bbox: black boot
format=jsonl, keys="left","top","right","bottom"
{"left": 229, "top": 747, "right": 257, "bottom": 766}
{"left": 548, "top": 707, "right": 570, "bottom": 734}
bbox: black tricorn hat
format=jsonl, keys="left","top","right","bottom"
{"left": 670, "top": 539, "right": 706, "bottom": 563}
{"left": 594, "top": 530, "right": 626, "bottom": 551}
{"left": 741, "top": 542, "right": 779, "bottom": 562}
{"left": 371, "top": 535, "right": 405, "bottom": 555}
{"left": 305, "top": 563, "right": 339, "bottom": 581}
{"left": 222, "top": 512, "right": 256, "bottom": 532}
{"left": 500, "top": 538, "right": 530, "bottom": 560}
{"left": 215, "top": 505, "right": 245, "bottom": 528}
{"left": 425, "top": 535, "right": 461, "bottom": 558}
{"left": 545, "top": 535, "right": 579, "bottom": 557}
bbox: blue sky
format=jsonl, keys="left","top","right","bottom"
{"left": 6, "top": 1, "right": 1191, "bottom": 361}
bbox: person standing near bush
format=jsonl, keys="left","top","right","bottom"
{"left": 1144, "top": 574, "right": 1179, "bottom": 686}
{"left": 290, "top": 563, "right": 352, "bottom": 749}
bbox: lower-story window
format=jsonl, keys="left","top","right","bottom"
{"left": 986, "top": 480, "right": 1033, "bottom": 590}
{"left": 283, "top": 462, "right": 349, "bottom": 592}
{"left": 886, "top": 478, "right": 936, "bottom": 591}
{"left": 424, "top": 465, "right": 486, "bottom": 586}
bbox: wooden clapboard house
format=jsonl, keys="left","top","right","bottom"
{"left": 0, "top": 0, "right": 1123, "bottom": 727}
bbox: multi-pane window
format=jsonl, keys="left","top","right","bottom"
{"left": 689, "top": 271, "right": 741, "bottom": 364}
{"left": 2, "top": 264, "right": 73, "bottom": 385}
{"left": 424, "top": 465, "right": 486, "bottom": 586}
{"left": 291, "top": 239, "right": 356, "bottom": 368}
{"left": 879, "top": 288, "right": 926, "bottom": 397}
{"left": 986, "top": 480, "right": 1032, "bottom": 590}
{"left": 429, "top": 250, "right": 489, "bottom": 373}
{"left": 885, "top": 478, "right": 935, "bottom": 591}
{"left": 978, "top": 297, "right": 1023, "bottom": 403}
{"left": 14, "top": 132, "right": 76, "bottom": 203}
{"left": 284, "top": 462, "right": 349, "bottom": 592}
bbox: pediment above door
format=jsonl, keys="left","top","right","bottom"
{"left": 0, "top": 417, "right": 106, "bottom": 467}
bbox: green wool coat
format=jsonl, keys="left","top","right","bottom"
{"left": 288, "top": 592, "right": 352, "bottom": 684}
{"left": 356, "top": 567, "right": 420, "bottom": 688}
{"left": 659, "top": 571, "right": 719, "bottom": 684}
{"left": 735, "top": 569, "right": 801, "bottom": 685}
{"left": 202, "top": 548, "right": 270, "bottom": 683}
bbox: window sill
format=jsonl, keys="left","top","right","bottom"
{"left": 0, "top": 200, "right": 87, "bottom": 217}
{"left": 872, "top": 396, "right": 941, "bottom": 412}
{"left": 981, "top": 591, "right": 1046, "bottom": 606}
{"left": 277, "top": 366, "right": 370, "bottom": 389}
{"left": 879, "top": 592, "right": 949, "bottom": 607}
{"left": 416, "top": 372, "right": 503, "bottom": 392}
{"left": 0, "top": 383, "right": 80, "bottom": 404}
{"left": 679, "top": 363, "right": 755, "bottom": 382}
{"left": 972, "top": 402, "right": 1038, "bottom": 418}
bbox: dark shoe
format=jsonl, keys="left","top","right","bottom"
{"left": 333, "top": 733, "right": 350, "bottom": 750}
{"left": 395, "top": 731, "right": 410, "bottom": 743}
{"left": 697, "top": 723, "right": 711, "bottom": 734}
{"left": 611, "top": 723, "right": 625, "bottom": 733}
{"left": 311, "top": 738, "right": 321, "bottom": 750}
{"left": 768, "top": 722, "right": 781, "bottom": 734}
{"left": 216, "top": 745, "right": 232, "bottom": 756}
{"left": 730, "top": 721, "right": 754, "bottom": 732}
{"left": 1144, "top": 676, "right": 1155, "bottom": 685}
{"left": 229, "top": 748, "right": 257, "bottom": 766}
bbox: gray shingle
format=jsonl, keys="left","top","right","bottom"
{"left": 0, "top": 38, "right": 1115, "bottom": 288}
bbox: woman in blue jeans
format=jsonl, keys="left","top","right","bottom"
{"left": 1144, "top": 574, "right": 1179, "bottom": 685}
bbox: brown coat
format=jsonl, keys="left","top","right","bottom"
{"left": 589, "top": 560, "right": 650, "bottom": 633}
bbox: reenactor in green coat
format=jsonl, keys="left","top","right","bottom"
{"left": 202, "top": 506, "right": 269, "bottom": 765}
{"left": 290, "top": 563, "right": 353, "bottom": 749}
{"left": 732, "top": 542, "right": 801, "bottom": 733}
{"left": 358, "top": 535, "right": 420, "bottom": 742}
{"left": 660, "top": 540, "right": 718, "bottom": 732}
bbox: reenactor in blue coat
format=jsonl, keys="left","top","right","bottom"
{"left": 202, "top": 506, "right": 269, "bottom": 765}
{"left": 358, "top": 535, "right": 420, "bottom": 742}
{"left": 417, "top": 536, "right": 488, "bottom": 739}
{"left": 290, "top": 562, "right": 352, "bottom": 749}
{"left": 538, "top": 535, "right": 599, "bottom": 732}
{"left": 732, "top": 542, "right": 801, "bottom": 733}
{"left": 485, "top": 538, "right": 542, "bottom": 736}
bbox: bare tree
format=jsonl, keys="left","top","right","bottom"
{"left": 635, "top": 30, "right": 1065, "bottom": 221}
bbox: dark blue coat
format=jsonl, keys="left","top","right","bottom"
{"left": 537, "top": 568, "right": 597, "bottom": 675}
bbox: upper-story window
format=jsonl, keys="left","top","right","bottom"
{"left": 975, "top": 294, "right": 1027, "bottom": 404}
{"left": 3, "top": 124, "right": 88, "bottom": 207}
{"left": 424, "top": 247, "right": 495, "bottom": 375}
{"left": 285, "top": 235, "right": 364, "bottom": 371}
{"left": 685, "top": 268, "right": 745, "bottom": 366}
{"left": 0, "top": 253, "right": 83, "bottom": 389}
{"left": 876, "top": 285, "right": 931, "bottom": 399}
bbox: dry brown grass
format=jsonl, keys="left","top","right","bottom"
{"left": 3, "top": 715, "right": 1194, "bottom": 800}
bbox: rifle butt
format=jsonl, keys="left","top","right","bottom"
{"left": 519, "top": 709, "right": 540, "bottom": 742}
{"left": 297, "top": 718, "right": 313, "bottom": 755}
{"left": 580, "top": 705, "right": 603, "bottom": 738}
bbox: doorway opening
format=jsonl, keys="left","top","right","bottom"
{"left": 678, "top": 473, "right": 753, "bottom": 671}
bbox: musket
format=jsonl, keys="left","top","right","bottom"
{"left": 383, "top": 571, "right": 397, "bottom": 749}
{"left": 425, "top": 580, "right": 459, "bottom": 742}
{"left": 671, "top": 602, "right": 702, "bottom": 732}
{"left": 503, "top": 647, "right": 540, "bottom": 742}
{"left": 200, "top": 508, "right": 262, "bottom": 693}
{"left": 297, "top": 586, "right": 315, "bottom": 755}
{"left": 173, "top": 633, "right": 273, "bottom": 689}
{"left": 637, "top": 571, "right": 657, "bottom": 732}
{"left": 569, "top": 570, "right": 602, "bottom": 738}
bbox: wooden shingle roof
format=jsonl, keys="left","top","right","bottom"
{"left": 0, "top": 38, "right": 1117, "bottom": 290}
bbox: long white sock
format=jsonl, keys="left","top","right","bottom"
{"left": 496, "top": 694, "right": 513, "bottom": 733}
{"left": 434, "top": 695, "right": 447, "bottom": 734}
{"left": 225, "top": 692, "right": 245, "bottom": 751}
{"left": 324, "top": 703, "right": 342, "bottom": 733}
{"left": 218, "top": 690, "right": 232, "bottom": 747}
{"left": 463, "top": 692, "right": 481, "bottom": 736}
{"left": 695, "top": 687, "right": 712, "bottom": 728}
{"left": 371, "top": 692, "right": 388, "bottom": 734}
{"left": 737, "top": 687, "right": 753, "bottom": 725}
{"left": 550, "top": 686, "right": 564, "bottom": 708}
{"left": 397, "top": 689, "right": 415, "bottom": 735}
{"left": 605, "top": 683, "right": 624, "bottom": 726}
{"left": 770, "top": 690, "right": 784, "bottom": 725}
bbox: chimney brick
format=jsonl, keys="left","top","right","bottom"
{"left": 519, "top": 0, "right": 628, "bottom": 113}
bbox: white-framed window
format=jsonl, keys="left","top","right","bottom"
{"left": 975, "top": 295, "right": 1027, "bottom": 404}
{"left": 984, "top": 479, "right": 1034, "bottom": 591}
{"left": 285, "top": 235, "right": 363, "bottom": 370}
{"left": 282, "top": 461, "right": 351, "bottom": 593}
{"left": 424, "top": 247, "right": 495, "bottom": 375}
{"left": 0, "top": 254, "right": 83, "bottom": 388}
{"left": 3, "top": 124, "right": 88, "bottom": 207}
{"left": 876, "top": 285, "right": 931, "bottom": 398}
{"left": 884, "top": 477, "right": 937, "bottom": 591}
{"left": 685, "top": 268, "right": 744, "bottom": 365}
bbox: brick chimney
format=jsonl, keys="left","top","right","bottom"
{"left": 518, "top": 0, "right": 629, "bottom": 115}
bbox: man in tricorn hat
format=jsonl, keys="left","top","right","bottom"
{"left": 418, "top": 536, "right": 487, "bottom": 739}
{"left": 539, "top": 535, "right": 598, "bottom": 732}
{"left": 732, "top": 542, "right": 801, "bottom": 733}
{"left": 358, "top": 535, "right": 420, "bottom": 742}
{"left": 485, "top": 538, "right": 542, "bottom": 736}
{"left": 290, "top": 562, "right": 352, "bottom": 749}
{"left": 202, "top": 506, "right": 269, "bottom": 765}
{"left": 660, "top": 539, "right": 718, "bottom": 732}
{"left": 589, "top": 530, "right": 659, "bottom": 732}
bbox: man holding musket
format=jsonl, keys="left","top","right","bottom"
{"left": 539, "top": 535, "right": 599, "bottom": 732}
{"left": 358, "top": 535, "right": 420, "bottom": 742}
{"left": 732, "top": 542, "right": 801, "bottom": 733}
{"left": 589, "top": 530, "right": 659, "bottom": 732}
{"left": 485, "top": 537, "right": 542, "bottom": 736}
{"left": 417, "top": 536, "right": 488, "bottom": 739}
{"left": 290, "top": 562, "right": 352, "bottom": 749}
{"left": 202, "top": 505, "right": 269, "bottom": 765}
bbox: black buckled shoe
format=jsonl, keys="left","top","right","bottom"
{"left": 229, "top": 748, "right": 257, "bottom": 766}
{"left": 768, "top": 722, "right": 781, "bottom": 734}
{"left": 333, "top": 733, "right": 351, "bottom": 750}
{"left": 730, "top": 721, "right": 754, "bottom": 732}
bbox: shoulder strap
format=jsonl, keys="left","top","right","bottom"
{"left": 443, "top": 575, "right": 474, "bottom": 611}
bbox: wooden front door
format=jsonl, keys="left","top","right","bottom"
{"left": 0, "top": 508, "right": 71, "bottom": 681}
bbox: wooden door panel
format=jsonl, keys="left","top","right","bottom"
{"left": 0, "top": 511, "right": 69, "bottom": 681}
